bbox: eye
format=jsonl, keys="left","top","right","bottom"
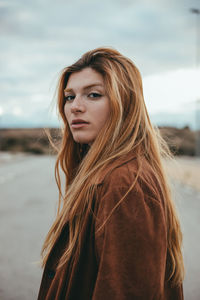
{"left": 88, "top": 93, "right": 102, "bottom": 98}
{"left": 64, "top": 95, "right": 75, "bottom": 102}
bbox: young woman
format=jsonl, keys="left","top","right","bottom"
{"left": 37, "top": 47, "right": 184, "bottom": 299}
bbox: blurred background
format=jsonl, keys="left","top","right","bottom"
{"left": 0, "top": 0, "right": 200, "bottom": 299}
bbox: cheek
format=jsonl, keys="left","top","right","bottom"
{"left": 102, "top": 101, "right": 110, "bottom": 120}
{"left": 96, "top": 103, "right": 110, "bottom": 128}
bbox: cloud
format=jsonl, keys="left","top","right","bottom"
{"left": 0, "top": 0, "right": 198, "bottom": 73}
{"left": 143, "top": 68, "right": 200, "bottom": 114}
{"left": 0, "top": 106, "right": 3, "bottom": 116}
{"left": 0, "top": 0, "right": 199, "bottom": 127}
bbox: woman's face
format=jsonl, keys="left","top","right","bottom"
{"left": 64, "top": 67, "right": 110, "bottom": 144}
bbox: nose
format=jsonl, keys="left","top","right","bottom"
{"left": 70, "top": 95, "right": 85, "bottom": 113}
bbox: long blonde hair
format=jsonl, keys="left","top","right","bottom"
{"left": 41, "top": 47, "right": 184, "bottom": 285}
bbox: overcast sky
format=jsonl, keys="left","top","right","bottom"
{"left": 0, "top": 0, "right": 200, "bottom": 128}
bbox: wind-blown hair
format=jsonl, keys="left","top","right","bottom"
{"left": 41, "top": 47, "right": 184, "bottom": 285}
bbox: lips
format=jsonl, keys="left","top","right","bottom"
{"left": 71, "top": 119, "right": 89, "bottom": 129}
{"left": 71, "top": 119, "right": 89, "bottom": 125}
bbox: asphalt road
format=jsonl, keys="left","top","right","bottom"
{"left": 0, "top": 154, "right": 199, "bottom": 300}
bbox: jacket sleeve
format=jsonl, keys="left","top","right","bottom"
{"left": 92, "top": 179, "right": 167, "bottom": 300}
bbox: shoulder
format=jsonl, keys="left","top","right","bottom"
{"left": 94, "top": 156, "right": 166, "bottom": 224}
{"left": 98, "top": 156, "right": 163, "bottom": 202}
{"left": 100, "top": 157, "right": 138, "bottom": 191}
{"left": 94, "top": 155, "right": 167, "bottom": 239}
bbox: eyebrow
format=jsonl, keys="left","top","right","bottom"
{"left": 64, "top": 83, "right": 104, "bottom": 93}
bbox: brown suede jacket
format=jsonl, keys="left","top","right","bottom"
{"left": 37, "top": 155, "right": 184, "bottom": 300}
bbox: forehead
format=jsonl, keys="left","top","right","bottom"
{"left": 65, "top": 67, "right": 104, "bottom": 90}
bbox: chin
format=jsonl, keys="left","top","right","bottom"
{"left": 72, "top": 134, "right": 94, "bottom": 145}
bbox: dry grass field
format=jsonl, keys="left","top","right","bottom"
{"left": 0, "top": 127, "right": 199, "bottom": 191}
{"left": 0, "top": 126, "right": 197, "bottom": 156}
{"left": 164, "top": 156, "right": 200, "bottom": 192}
{"left": 0, "top": 128, "right": 61, "bottom": 154}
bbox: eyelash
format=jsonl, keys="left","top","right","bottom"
{"left": 64, "top": 95, "right": 75, "bottom": 101}
{"left": 64, "top": 93, "right": 102, "bottom": 102}
{"left": 88, "top": 93, "right": 102, "bottom": 98}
